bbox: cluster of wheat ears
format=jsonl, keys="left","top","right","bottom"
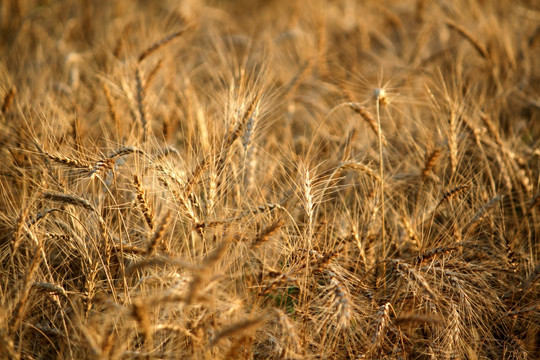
{"left": 0, "top": 0, "right": 538, "bottom": 359}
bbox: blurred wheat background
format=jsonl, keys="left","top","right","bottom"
{"left": 0, "top": 0, "right": 538, "bottom": 359}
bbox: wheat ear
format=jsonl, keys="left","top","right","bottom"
{"left": 1, "top": 86, "right": 16, "bottom": 115}
{"left": 146, "top": 210, "right": 171, "bottom": 255}
{"left": 251, "top": 219, "right": 284, "bottom": 249}
{"left": 135, "top": 67, "right": 148, "bottom": 142}
{"left": 422, "top": 148, "right": 441, "bottom": 181}
{"left": 9, "top": 240, "right": 43, "bottom": 334}
{"left": 445, "top": 19, "right": 489, "bottom": 60}
{"left": 131, "top": 300, "right": 152, "bottom": 353}
{"left": 372, "top": 302, "right": 391, "bottom": 348}
{"left": 210, "top": 318, "right": 264, "bottom": 347}
{"left": 103, "top": 84, "right": 120, "bottom": 139}
{"left": 375, "top": 89, "right": 387, "bottom": 263}
{"left": 133, "top": 175, "right": 155, "bottom": 230}
{"left": 436, "top": 185, "right": 469, "bottom": 210}
{"left": 138, "top": 25, "right": 195, "bottom": 63}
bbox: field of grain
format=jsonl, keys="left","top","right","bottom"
{"left": 0, "top": 0, "right": 538, "bottom": 359}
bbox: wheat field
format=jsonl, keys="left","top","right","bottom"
{"left": 0, "top": 0, "right": 538, "bottom": 359}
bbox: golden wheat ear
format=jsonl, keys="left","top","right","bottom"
{"left": 1, "top": 86, "right": 16, "bottom": 115}
{"left": 133, "top": 174, "right": 155, "bottom": 230}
